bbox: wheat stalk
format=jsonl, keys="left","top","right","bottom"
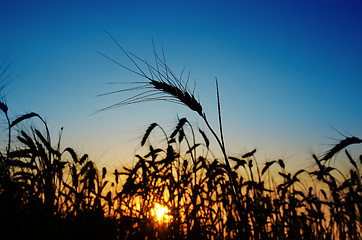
{"left": 99, "top": 31, "right": 243, "bottom": 220}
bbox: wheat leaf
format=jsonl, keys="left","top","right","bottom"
{"left": 10, "top": 112, "right": 40, "bottom": 128}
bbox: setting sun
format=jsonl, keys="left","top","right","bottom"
{"left": 151, "top": 203, "right": 170, "bottom": 222}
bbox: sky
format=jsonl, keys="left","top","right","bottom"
{"left": 1, "top": 0, "right": 361, "bottom": 169}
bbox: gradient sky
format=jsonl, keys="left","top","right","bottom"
{"left": 1, "top": 0, "right": 361, "bottom": 169}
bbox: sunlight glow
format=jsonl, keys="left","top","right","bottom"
{"left": 151, "top": 203, "right": 170, "bottom": 222}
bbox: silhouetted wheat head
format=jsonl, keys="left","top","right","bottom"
{"left": 97, "top": 30, "right": 203, "bottom": 117}
{"left": 322, "top": 136, "right": 362, "bottom": 161}
{"left": 2, "top": 35, "right": 361, "bottom": 239}
{"left": 98, "top": 31, "right": 244, "bottom": 221}
{"left": 1, "top": 101, "right": 361, "bottom": 239}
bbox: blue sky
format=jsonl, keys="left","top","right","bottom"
{"left": 1, "top": 0, "right": 361, "bottom": 168}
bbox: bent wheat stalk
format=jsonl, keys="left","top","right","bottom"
{"left": 99, "top": 31, "right": 242, "bottom": 220}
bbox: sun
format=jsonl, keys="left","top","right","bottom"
{"left": 151, "top": 203, "right": 170, "bottom": 222}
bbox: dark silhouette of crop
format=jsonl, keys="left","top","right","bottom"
{"left": 98, "top": 31, "right": 243, "bottom": 221}
{"left": 1, "top": 109, "right": 361, "bottom": 239}
{"left": 0, "top": 48, "right": 361, "bottom": 239}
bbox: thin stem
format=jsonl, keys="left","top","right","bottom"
{"left": 201, "top": 114, "right": 242, "bottom": 221}
{"left": 216, "top": 78, "right": 225, "bottom": 149}
{"left": 215, "top": 79, "right": 244, "bottom": 224}
{"left": 5, "top": 112, "right": 11, "bottom": 158}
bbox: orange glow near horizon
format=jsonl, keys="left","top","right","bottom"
{"left": 151, "top": 203, "right": 170, "bottom": 223}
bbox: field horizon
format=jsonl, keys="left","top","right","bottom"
{"left": 1, "top": 1, "right": 362, "bottom": 238}
{"left": 1, "top": 55, "right": 361, "bottom": 238}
